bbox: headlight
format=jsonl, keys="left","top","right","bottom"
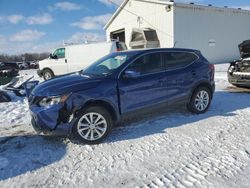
{"left": 39, "top": 94, "right": 70, "bottom": 107}
{"left": 228, "top": 66, "right": 234, "bottom": 73}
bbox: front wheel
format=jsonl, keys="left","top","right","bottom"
{"left": 43, "top": 69, "right": 54, "bottom": 80}
{"left": 187, "top": 87, "right": 212, "bottom": 114}
{"left": 72, "top": 106, "right": 113, "bottom": 144}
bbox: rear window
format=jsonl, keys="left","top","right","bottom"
{"left": 163, "top": 52, "right": 198, "bottom": 69}
{"left": 144, "top": 30, "right": 158, "bottom": 41}
{"left": 131, "top": 31, "right": 144, "bottom": 42}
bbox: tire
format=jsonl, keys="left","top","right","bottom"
{"left": 187, "top": 87, "right": 212, "bottom": 114}
{"left": 43, "top": 69, "right": 54, "bottom": 80}
{"left": 72, "top": 106, "right": 113, "bottom": 144}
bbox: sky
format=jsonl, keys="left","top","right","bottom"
{"left": 0, "top": 0, "right": 250, "bottom": 55}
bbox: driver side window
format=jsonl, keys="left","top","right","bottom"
{"left": 53, "top": 48, "right": 65, "bottom": 59}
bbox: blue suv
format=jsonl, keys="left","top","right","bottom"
{"left": 29, "top": 48, "right": 215, "bottom": 144}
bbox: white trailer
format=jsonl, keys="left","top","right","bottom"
{"left": 105, "top": 0, "right": 250, "bottom": 63}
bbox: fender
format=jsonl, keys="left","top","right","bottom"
{"left": 66, "top": 94, "right": 121, "bottom": 122}
{"left": 188, "top": 79, "right": 215, "bottom": 102}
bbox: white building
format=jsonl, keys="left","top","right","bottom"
{"left": 104, "top": 0, "right": 250, "bottom": 63}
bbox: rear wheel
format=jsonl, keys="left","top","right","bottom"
{"left": 72, "top": 106, "right": 113, "bottom": 144}
{"left": 43, "top": 69, "right": 54, "bottom": 80}
{"left": 187, "top": 87, "right": 212, "bottom": 114}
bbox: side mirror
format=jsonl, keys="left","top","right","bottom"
{"left": 49, "top": 54, "right": 58, "bottom": 59}
{"left": 123, "top": 69, "right": 140, "bottom": 79}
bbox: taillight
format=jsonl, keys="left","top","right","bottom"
{"left": 209, "top": 64, "right": 215, "bottom": 71}
{"left": 209, "top": 63, "right": 215, "bottom": 80}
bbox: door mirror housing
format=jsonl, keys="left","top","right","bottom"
{"left": 123, "top": 69, "right": 140, "bottom": 79}
{"left": 49, "top": 54, "right": 58, "bottom": 59}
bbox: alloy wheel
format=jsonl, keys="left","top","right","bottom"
{"left": 194, "top": 90, "right": 210, "bottom": 111}
{"left": 77, "top": 112, "right": 108, "bottom": 141}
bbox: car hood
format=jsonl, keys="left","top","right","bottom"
{"left": 38, "top": 58, "right": 49, "bottom": 64}
{"left": 239, "top": 40, "right": 250, "bottom": 58}
{"left": 32, "top": 73, "right": 103, "bottom": 96}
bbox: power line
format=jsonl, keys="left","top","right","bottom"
{"left": 107, "top": 0, "right": 174, "bottom": 38}
{"left": 108, "top": 0, "right": 140, "bottom": 17}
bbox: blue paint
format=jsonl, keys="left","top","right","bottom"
{"left": 29, "top": 48, "right": 215, "bottom": 136}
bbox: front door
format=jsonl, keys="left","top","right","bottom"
{"left": 50, "top": 48, "right": 68, "bottom": 75}
{"left": 118, "top": 52, "right": 167, "bottom": 113}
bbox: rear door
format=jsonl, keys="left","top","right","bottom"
{"left": 118, "top": 52, "right": 167, "bottom": 113}
{"left": 163, "top": 51, "right": 198, "bottom": 102}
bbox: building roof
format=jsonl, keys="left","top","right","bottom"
{"left": 104, "top": 0, "right": 174, "bottom": 30}
{"left": 104, "top": 0, "right": 129, "bottom": 30}
{"left": 104, "top": 0, "right": 250, "bottom": 30}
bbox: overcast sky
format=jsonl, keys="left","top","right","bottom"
{"left": 0, "top": 0, "right": 249, "bottom": 55}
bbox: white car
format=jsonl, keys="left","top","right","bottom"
{"left": 37, "top": 41, "right": 127, "bottom": 80}
{"left": 17, "top": 62, "right": 29, "bottom": 70}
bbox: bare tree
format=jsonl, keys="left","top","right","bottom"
{"left": 0, "top": 53, "right": 50, "bottom": 63}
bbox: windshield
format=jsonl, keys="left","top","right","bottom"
{"left": 82, "top": 52, "right": 137, "bottom": 76}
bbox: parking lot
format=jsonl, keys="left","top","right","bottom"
{"left": 0, "top": 64, "right": 250, "bottom": 188}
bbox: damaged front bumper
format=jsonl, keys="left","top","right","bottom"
{"left": 228, "top": 73, "right": 250, "bottom": 87}
{"left": 30, "top": 103, "right": 74, "bottom": 136}
{"left": 228, "top": 67, "right": 250, "bottom": 87}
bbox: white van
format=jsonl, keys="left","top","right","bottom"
{"left": 37, "top": 41, "right": 127, "bottom": 80}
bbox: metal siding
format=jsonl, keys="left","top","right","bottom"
{"left": 174, "top": 5, "right": 250, "bottom": 63}
{"left": 106, "top": 1, "right": 250, "bottom": 64}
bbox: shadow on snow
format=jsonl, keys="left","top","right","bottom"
{"left": 0, "top": 135, "right": 66, "bottom": 181}
{"left": 106, "top": 90, "right": 250, "bottom": 142}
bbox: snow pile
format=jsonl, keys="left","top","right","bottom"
{"left": 0, "top": 99, "right": 29, "bottom": 128}
{"left": 0, "top": 70, "right": 42, "bottom": 128}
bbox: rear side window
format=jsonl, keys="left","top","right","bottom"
{"left": 127, "top": 53, "right": 164, "bottom": 75}
{"left": 163, "top": 52, "right": 198, "bottom": 69}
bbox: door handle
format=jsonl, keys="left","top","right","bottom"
{"left": 158, "top": 79, "right": 164, "bottom": 86}
{"left": 65, "top": 59, "right": 67, "bottom": 63}
{"left": 191, "top": 70, "right": 196, "bottom": 76}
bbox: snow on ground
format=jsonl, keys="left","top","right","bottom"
{"left": 0, "top": 69, "right": 42, "bottom": 129}
{"left": 0, "top": 65, "right": 250, "bottom": 188}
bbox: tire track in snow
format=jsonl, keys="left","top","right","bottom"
{"left": 1, "top": 92, "right": 249, "bottom": 187}
{"left": 63, "top": 115, "right": 239, "bottom": 187}
{"left": 139, "top": 114, "right": 250, "bottom": 188}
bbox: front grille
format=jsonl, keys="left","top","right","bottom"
{"left": 233, "top": 72, "right": 250, "bottom": 78}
